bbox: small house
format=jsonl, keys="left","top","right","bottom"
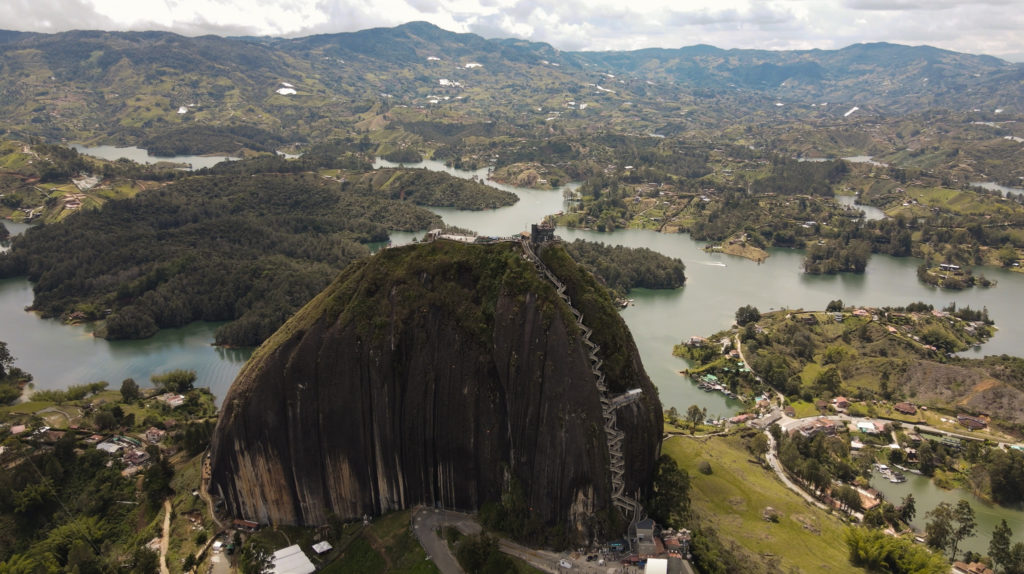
{"left": 146, "top": 427, "right": 166, "bottom": 444}
{"left": 124, "top": 448, "right": 150, "bottom": 466}
{"left": 796, "top": 418, "right": 839, "bottom": 437}
{"left": 953, "top": 561, "right": 994, "bottom": 574}
{"left": 644, "top": 558, "right": 668, "bottom": 574}
{"left": 97, "top": 440, "right": 123, "bottom": 454}
{"left": 636, "top": 518, "right": 658, "bottom": 555}
{"left": 233, "top": 519, "right": 260, "bottom": 532}
{"left": 957, "top": 414, "right": 987, "bottom": 430}
{"left": 834, "top": 397, "right": 850, "bottom": 409}
{"left": 894, "top": 402, "right": 917, "bottom": 415}
{"left": 686, "top": 336, "right": 708, "bottom": 347}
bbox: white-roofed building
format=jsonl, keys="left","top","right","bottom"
{"left": 312, "top": 541, "right": 332, "bottom": 554}
{"left": 645, "top": 558, "right": 669, "bottom": 574}
{"left": 271, "top": 544, "right": 315, "bottom": 574}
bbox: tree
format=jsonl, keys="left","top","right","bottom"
{"left": 925, "top": 502, "right": 953, "bottom": 554}
{"left": 898, "top": 493, "right": 916, "bottom": 525}
{"left": 239, "top": 540, "right": 272, "bottom": 574}
{"left": 1005, "top": 542, "right": 1024, "bottom": 574}
{"left": 997, "top": 244, "right": 1018, "bottom": 267}
{"left": 925, "top": 500, "right": 976, "bottom": 560}
{"left": 667, "top": 407, "right": 680, "bottom": 426}
{"left": 93, "top": 411, "right": 117, "bottom": 431}
{"left": 949, "top": 499, "right": 977, "bottom": 561}
{"left": 648, "top": 455, "right": 691, "bottom": 529}
{"left": 120, "top": 378, "right": 141, "bottom": 402}
{"left": 991, "top": 519, "right": 1013, "bottom": 572}
{"left": 750, "top": 433, "right": 770, "bottom": 462}
{"left": 735, "top": 305, "right": 761, "bottom": 326}
{"left": 833, "top": 484, "right": 863, "bottom": 512}
{"left": 686, "top": 404, "right": 704, "bottom": 429}
{"left": 846, "top": 527, "right": 948, "bottom": 574}
{"left": 150, "top": 369, "right": 197, "bottom": 393}
{"left": 815, "top": 366, "right": 842, "bottom": 394}
{"left": 0, "top": 341, "right": 13, "bottom": 378}
{"left": 918, "top": 441, "right": 935, "bottom": 476}
{"left": 826, "top": 299, "right": 844, "bottom": 312}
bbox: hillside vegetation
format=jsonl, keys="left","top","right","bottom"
{"left": 731, "top": 302, "right": 1024, "bottom": 429}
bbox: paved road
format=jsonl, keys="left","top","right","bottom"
{"left": 763, "top": 431, "right": 828, "bottom": 511}
{"left": 412, "top": 508, "right": 474, "bottom": 574}
{"left": 208, "top": 550, "right": 232, "bottom": 574}
{"left": 412, "top": 507, "right": 685, "bottom": 574}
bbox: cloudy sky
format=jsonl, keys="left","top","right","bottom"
{"left": 4, "top": 0, "right": 1024, "bottom": 61}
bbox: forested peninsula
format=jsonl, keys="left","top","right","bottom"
{"left": 0, "top": 172, "right": 441, "bottom": 346}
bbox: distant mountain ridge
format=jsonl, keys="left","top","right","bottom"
{"left": 0, "top": 21, "right": 1019, "bottom": 148}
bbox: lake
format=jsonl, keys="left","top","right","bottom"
{"left": 834, "top": 194, "right": 887, "bottom": 221}
{"left": 375, "top": 158, "right": 1024, "bottom": 417}
{"left": 4, "top": 157, "right": 1024, "bottom": 545}
{"left": 973, "top": 181, "right": 1024, "bottom": 197}
{"left": 871, "top": 472, "right": 1024, "bottom": 555}
{"left": 5, "top": 161, "right": 1024, "bottom": 412}
{"left": 72, "top": 144, "right": 238, "bottom": 170}
{"left": 0, "top": 223, "right": 251, "bottom": 401}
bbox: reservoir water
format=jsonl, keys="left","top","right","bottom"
{"left": 973, "top": 181, "right": 1024, "bottom": 197}
{"left": 72, "top": 144, "right": 238, "bottom": 170}
{"left": 375, "top": 158, "right": 1024, "bottom": 416}
{"left": 0, "top": 223, "right": 250, "bottom": 401}
{"left": 3, "top": 158, "right": 1024, "bottom": 543}
{"left": 871, "top": 473, "right": 1024, "bottom": 555}
{"left": 5, "top": 162, "right": 1024, "bottom": 410}
{"left": 834, "top": 194, "right": 887, "bottom": 221}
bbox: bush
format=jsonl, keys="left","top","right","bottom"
{"left": 698, "top": 460, "right": 713, "bottom": 475}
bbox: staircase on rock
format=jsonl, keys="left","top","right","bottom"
{"left": 519, "top": 238, "right": 646, "bottom": 527}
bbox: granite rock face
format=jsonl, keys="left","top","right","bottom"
{"left": 209, "top": 240, "right": 661, "bottom": 541}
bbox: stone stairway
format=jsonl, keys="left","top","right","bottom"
{"left": 518, "top": 238, "right": 645, "bottom": 526}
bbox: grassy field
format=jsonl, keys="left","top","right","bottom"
{"left": 321, "top": 510, "right": 439, "bottom": 574}
{"left": 664, "top": 433, "right": 862, "bottom": 574}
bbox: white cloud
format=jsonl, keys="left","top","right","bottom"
{"left": 0, "top": 0, "right": 1020, "bottom": 61}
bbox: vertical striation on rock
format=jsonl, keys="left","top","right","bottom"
{"left": 210, "top": 239, "right": 661, "bottom": 542}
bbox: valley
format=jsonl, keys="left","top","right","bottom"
{"left": 2, "top": 19, "right": 1024, "bottom": 574}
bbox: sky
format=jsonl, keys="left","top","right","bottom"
{"left": 3, "top": 0, "right": 1024, "bottom": 61}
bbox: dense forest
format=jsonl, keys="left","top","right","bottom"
{"left": 561, "top": 239, "right": 686, "bottom": 295}
{"left": 751, "top": 158, "right": 848, "bottom": 196}
{"left": 0, "top": 433, "right": 159, "bottom": 572}
{"left": 0, "top": 173, "right": 442, "bottom": 346}
{"left": 346, "top": 168, "right": 518, "bottom": 210}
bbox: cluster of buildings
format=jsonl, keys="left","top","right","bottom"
{"left": 609, "top": 519, "right": 692, "bottom": 572}
{"left": 90, "top": 427, "right": 167, "bottom": 475}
